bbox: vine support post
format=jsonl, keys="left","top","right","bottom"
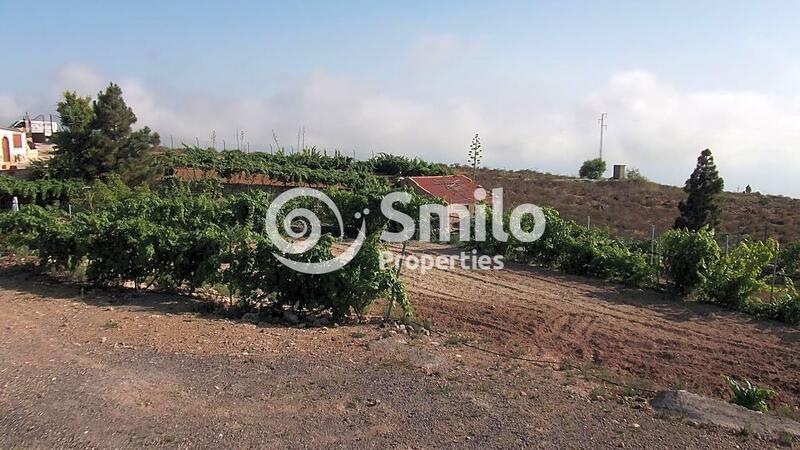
{"left": 650, "top": 224, "right": 655, "bottom": 265}
{"left": 770, "top": 242, "right": 780, "bottom": 302}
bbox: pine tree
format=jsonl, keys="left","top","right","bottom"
{"left": 674, "top": 149, "right": 724, "bottom": 231}
{"left": 49, "top": 83, "right": 159, "bottom": 183}
{"left": 49, "top": 91, "right": 94, "bottom": 179}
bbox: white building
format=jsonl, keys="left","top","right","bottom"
{"left": 0, "top": 127, "right": 33, "bottom": 171}
{"left": 10, "top": 114, "right": 59, "bottom": 144}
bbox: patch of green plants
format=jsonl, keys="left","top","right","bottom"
{"left": 725, "top": 376, "right": 776, "bottom": 412}
{"left": 660, "top": 227, "right": 720, "bottom": 295}
{"left": 700, "top": 238, "right": 776, "bottom": 308}
{"left": 0, "top": 175, "right": 85, "bottom": 208}
{"left": 0, "top": 181, "right": 410, "bottom": 321}
{"left": 157, "top": 147, "right": 451, "bottom": 190}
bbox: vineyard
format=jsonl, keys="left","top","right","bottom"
{"left": 1, "top": 148, "right": 799, "bottom": 325}
{"left": 1, "top": 150, "right": 800, "bottom": 447}
{"left": 158, "top": 147, "right": 453, "bottom": 190}
{"left": 0, "top": 177, "right": 424, "bottom": 320}
{"left": 0, "top": 148, "right": 456, "bottom": 323}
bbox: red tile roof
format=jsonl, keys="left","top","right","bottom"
{"left": 406, "top": 175, "right": 486, "bottom": 205}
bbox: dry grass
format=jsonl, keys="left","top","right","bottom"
{"left": 467, "top": 167, "right": 800, "bottom": 243}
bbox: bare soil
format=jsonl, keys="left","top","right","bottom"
{"left": 400, "top": 243, "right": 800, "bottom": 407}
{"left": 0, "top": 249, "right": 797, "bottom": 448}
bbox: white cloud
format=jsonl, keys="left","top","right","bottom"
{"left": 3, "top": 64, "right": 800, "bottom": 196}
{"left": 406, "top": 34, "right": 476, "bottom": 71}
{"left": 49, "top": 64, "right": 106, "bottom": 98}
{"left": 0, "top": 94, "right": 23, "bottom": 123}
{"left": 587, "top": 71, "right": 800, "bottom": 193}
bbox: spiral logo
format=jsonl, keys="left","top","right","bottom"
{"left": 265, "top": 188, "right": 367, "bottom": 274}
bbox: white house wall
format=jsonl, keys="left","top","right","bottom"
{"left": 0, "top": 128, "right": 31, "bottom": 159}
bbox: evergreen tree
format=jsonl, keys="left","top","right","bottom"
{"left": 56, "top": 91, "right": 93, "bottom": 132}
{"left": 674, "top": 148, "right": 724, "bottom": 231}
{"left": 49, "top": 91, "right": 94, "bottom": 179}
{"left": 49, "top": 83, "right": 160, "bottom": 183}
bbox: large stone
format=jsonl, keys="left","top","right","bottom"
{"left": 651, "top": 390, "right": 800, "bottom": 438}
{"left": 282, "top": 311, "right": 300, "bottom": 325}
{"left": 241, "top": 312, "right": 260, "bottom": 324}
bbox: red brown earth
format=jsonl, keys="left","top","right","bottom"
{"left": 0, "top": 247, "right": 797, "bottom": 448}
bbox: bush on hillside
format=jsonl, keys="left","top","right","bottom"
{"left": 626, "top": 167, "right": 649, "bottom": 182}
{"left": 579, "top": 158, "right": 607, "bottom": 179}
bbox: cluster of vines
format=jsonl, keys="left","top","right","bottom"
{"left": 0, "top": 180, "right": 411, "bottom": 320}
{"left": 0, "top": 175, "right": 85, "bottom": 207}
{"left": 157, "top": 147, "right": 452, "bottom": 189}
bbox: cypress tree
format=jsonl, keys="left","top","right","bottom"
{"left": 674, "top": 148, "right": 724, "bottom": 231}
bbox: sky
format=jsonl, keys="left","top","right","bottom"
{"left": 2, "top": 0, "right": 800, "bottom": 196}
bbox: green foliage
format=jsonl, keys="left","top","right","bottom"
{"left": 159, "top": 147, "right": 451, "bottom": 189}
{"left": 0, "top": 182, "right": 407, "bottom": 319}
{"left": 626, "top": 167, "right": 649, "bottom": 182}
{"left": 778, "top": 242, "right": 800, "bottom": 278}
{"left": 700, "top": 239, "right": 776, "bottom": 308}
{"left": 56, "top": 91, "right": 94, "bottom": 132}
{"left": 675, "top": 149, "right": 724, "bottom": 231}
{"left": 660, "top": 227, "right": 720, "bottom": 295}
{"left": 0, "top": 175, "right": 85, "bottom": 207}
{"left": 469, "top": 206, "right": 655, "bottom": 287}
{"left": 725, "top": 376, "right": 776, "bottom": 412}
{"left": 49, "top": 83, "right": 161, "bottom": 184}
{"left": 743, "top": 280, "right": 800, "bottom": 325}
{"left": 579, "top": 158, "right": 607, "bottom": 179}
{"left": 369, "top": 152, "right": 452, "bottom": 176}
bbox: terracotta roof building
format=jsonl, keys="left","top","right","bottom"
{"left": 403, "top": 175, "right": 488, "bottom": 206}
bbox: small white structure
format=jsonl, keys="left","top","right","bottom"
{"left": 11, "top": 114, "right": 59, "bottom": 144}
{"left": 0, "top": 127, "right": 32, "bottom": 170}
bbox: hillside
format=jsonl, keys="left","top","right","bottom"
{"left": 468, "top": 167, "right": 800, "bottom": 243}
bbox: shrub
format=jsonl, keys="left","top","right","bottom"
{"left": 472, "top": 207, "right": 654, "bottom": 287}
{"left": 743, "top": 280, "right": 800, "bottom": 325}
{"left": 660, "top": 227, "right": 720, "bottom": 295}
{"left": 579, "top": 158, "right": 607, "bottom": 179}
{"left": 700, "top": 239, "right": 777, "bottom": 308}
{"left": 725, "top": 376, "right": 776, "bottom": 412}
{"left": 626, "top": 167, "right": 649, "bottom": 182}
{"left": 779, "top": 242, "right": 800, "bottom": 278}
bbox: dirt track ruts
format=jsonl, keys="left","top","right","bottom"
{"left": 399, "top": 243, "right": 800, "bottom": 405}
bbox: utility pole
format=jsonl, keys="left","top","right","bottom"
{"left": 598, "top": 112, "right": 607, "bottom": 161}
